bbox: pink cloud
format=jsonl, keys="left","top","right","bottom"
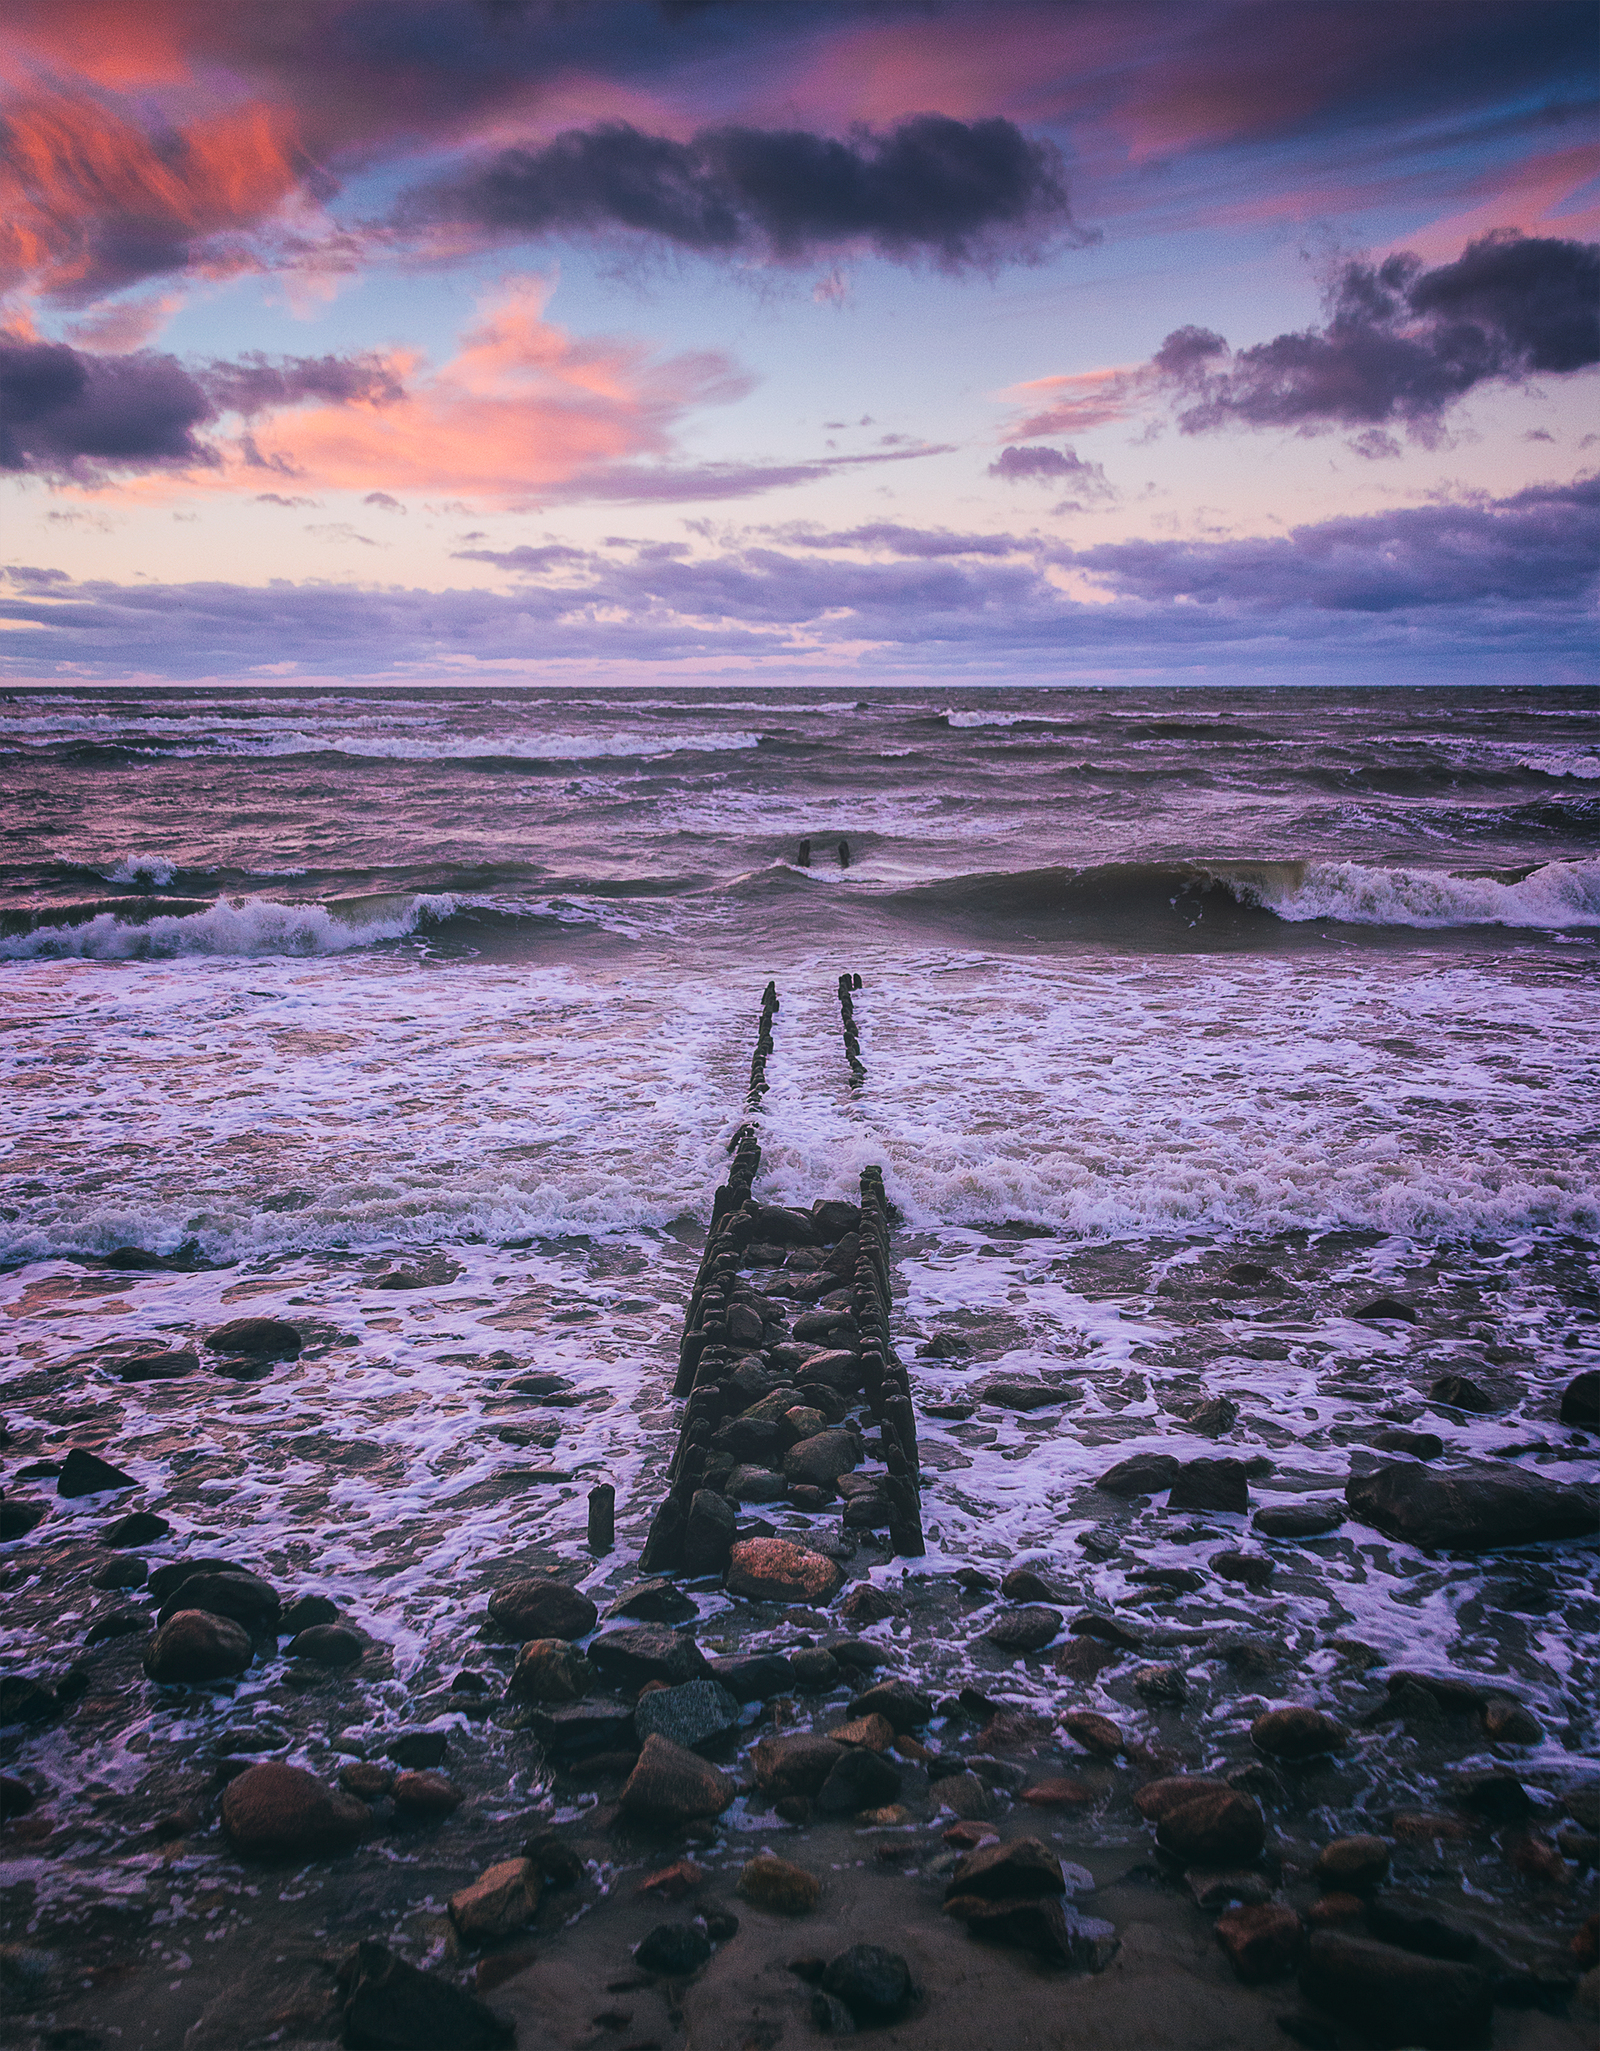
{"left": 1002, "top": 362, "right": 1155, "bottom": 438}
{"left": 230, "top": 277, "right": 751, "bottom": 503}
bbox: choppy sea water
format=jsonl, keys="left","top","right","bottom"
{"left": 1, "top": 683, "right": 1596, "bottom": 2028}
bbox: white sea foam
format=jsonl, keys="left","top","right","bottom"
{"left": 0, "top": 893, "right": 458, "bottom": 961}
{"left": 1234, "top": 856, "right": 1600, "bottom": 930}
{"left": 100, "top": 854, "right": 179, "bottom": 886}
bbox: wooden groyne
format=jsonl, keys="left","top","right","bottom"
{"left": 642, "top": 981, "right": 924, "bottom": 1586}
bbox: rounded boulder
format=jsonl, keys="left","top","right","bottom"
{"left": 221, "top": 1761, "right": 369, "bottom": 1859}
{"left": 143, "top": 1609, "right": 253, "bottom": 1684}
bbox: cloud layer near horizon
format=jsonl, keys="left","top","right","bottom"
{"left": 5, "top": 474, "right": 1591, "bottom": 683}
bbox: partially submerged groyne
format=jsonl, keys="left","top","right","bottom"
{"left": 643, "top": 980, "right": 924, "bottom": 1584}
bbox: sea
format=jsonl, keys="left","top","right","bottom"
{"left": 1, "top": 682, "right": 1596, "bottom": 2014}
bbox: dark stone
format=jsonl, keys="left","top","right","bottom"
{"left": 1381, "top": 1670, "right": 1486, "bottom": 1717}
{"left": 944, "top": 1837, "right": 1065, "bottom": 1903}
{"left": 385, "top": 1729, "right": 448, "bottom": 1770}
{"left": 1559, "top": 1372, "right": 1600, "bottom": 1427}
{"left": 711, "top": 1416, "right": 783, "bottom": 1464}
{"left": 91, "top": 1554, "right": 148, "bottom": 1589}
{"left": 103, "top": 1509, "right": 169, "bottom": 1542}
{"left": 1345, "top": 1460, "right": 1599, "bottom": 1551}
{"left": 1155, "top": 1789, "right": 1266, "bottom": 1866}
{"left": 1456, "top": 1771, "right": 1532, "bottom": 1823}
{"left": 147, "top": 1557, "right": 253, "bottom": 1603}
{"left": 1000, "top": 1566, "right": 1063, "bottom": 1602}
{"left": 982, "top": 1605, "right": 1062, "bottom": 1652}
{"left": 524, "top": 1702, "right": 636, "bottom": 1760}
{"left": 0, "top": 1675, "right": 57, "bottom": 1725}
{"left": 838, "top": 1584, "right": 906, "bottom": 1624}
{"left": 156, "top": 1570, "right": 280, "bottom": 1631}
{"left": 1353, "top": 1299, "right": 1419, "bottom": 1323}
{"left": 633, "top": 1677, "right": 742, "bottom": 1750}
{"left": 116, "top": 1349, "right": 198, "bottom": 1381}
{"left": 847, "top": 1679, "right": 932, "bottom": 1731}
{"left": 486, "top": 1578, "right": 599, "bottom": 1643}
{"left": 340, "top": 1939, "right": 513, "bottom": 2049}
{"left": 85, "top": 1609, "right": 151, "bottom": 1645}
{"left": 788, "top": 1647, "right": 840, "bottom": 1690}
{"left": 1297, "top": 1931, "right": 1491, "bottom": 2050}
{"left": 1251, "top": 1707, "right": 1347, "bottom": 1760}
{"left": 815, "top": 1747, "right": 902, "bottom": 1815}
{"left": 0, "top": 1773, "right": 38, "bottom": 1817}
{"left": 811, "top": 1991, "right": 855, "bottom": 2032}
{"left": 1253, "top": 1503, "right": 1344, "bottom": 1539}
{"left": 1371, "top": 1430, "right": 1444, "bottom": 1460}
{"left": 0, "top": 1498, "right": 48, "bottom": 1539}
{"left": 206, "top": 1317, "right": 301, "bottom": 1359}
{"left": 754, "top": 1733, "right": 846, "bottom": 1797}
{"left": 812, "top": 1200, "right": 862, "bottom": 1241}
{"left": 608, "top": 1578, "right": 698, "bottom": 1624}
{"left": 1429, "top": 1375, "right": 1498, "bottom": 1414}
{"left": 590, "top": 1627, "right": 709, "bottom": 1690}
{"left": 143, "top": 1610, "right": 252, "bottom": 1683}
{"left": 1069, "top": 1611, "right": 1146, "bottom": 1649}
{"left": 821, "top": 1944, "right": 913, "bottom": 2023}
{"left": 636, "top": 1922, "right": 713, "bottom": 1976}
{"left": 978, "top": 1379, "right": 1066, "bottom": 1411}
{"left": 1211, "top": 1550, "right": 1275, "bottom": 1589}
{"left": 708, "top": 1652, "right": 795, "bottom": 1702}
{"left": 1091, "top": 1452, "right": 1181, "bottom": 1501}
{"left": 683, "top": 1490, "right": 737, "bottom": 1577}
{"left": 279, "top": 1593, "right": 339, "bottom": 1634}
{"left": 1133, "top": 1663, "right": 1188, "bottom": 1704}
{"left": 522, "top": 1828, "right": 584, "bottom": 1887}
{"left": 944, "top": 1894, "right": 1118, "bottom": 1970}
{"left": 289, "top": 1624, "right": 366, "bottom": 1668}
{"left": 842, "top": 1492, "right": 891, "bottom": 1530}
{"left": 340, "top": 1762, "right": 396, "bottom": 1802}
{"left": 1167, "top": 1458, "right": 1250, "bottom": 1514}
{"left": 782, "top": 1428, "right": 860, "bottom": 1488}
{"left": 1364, "top": 1892, "right": 1478, "bottom": 1963}
{"left": 57, "top": 1448, "right": 137, "bottom": 1498}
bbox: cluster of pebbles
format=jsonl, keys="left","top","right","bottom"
{"left": 2, "top": 991, "right": 1598, "bottom": 2050}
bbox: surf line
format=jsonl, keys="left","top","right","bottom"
{"left": 639, "top": 983, "right": 925, "bottom": 1596}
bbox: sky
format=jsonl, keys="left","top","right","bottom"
{"left": 1, "top": 0, "right": 1596, "bottom": 688}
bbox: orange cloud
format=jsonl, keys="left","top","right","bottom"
{"left": 230, "top": 278, "right": 750, "bottom": 503}
{"left": 0, "top": 92, "right": 304, "bottom": 300}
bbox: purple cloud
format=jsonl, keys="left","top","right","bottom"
{"left": 1158, "top": 233, "right": 1599, "bottom": 440}
{"left": 988, "top": 444, "right": 1112, "bottom": 493}
{"left": 4, "top": 476, "right": 1591, "bottom": 683}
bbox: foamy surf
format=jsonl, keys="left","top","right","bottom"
{"left": 0, "top": 892, "right": 459, "bottom": 960}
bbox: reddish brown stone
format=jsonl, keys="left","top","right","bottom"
{"left": 1215, "top": 1903, "right": 1302, "bottom": 1983}
{"left": 619, "top": 1733, "right": 734, "bottom": 1825}
{"left": 725, "top": 1537, "right": 844, "bottom": 1604}
{"left": 1306, "top": 1893, "right": 1365, "bottom": 1928}
{"left": 637, "top": 1858, "right": 706, "bottom": 1898}
{"left": 1156, "top": 1790, "right": 1266, "bottom": 1866}
{"left": 1132, "top": 1775, "right": 1230, "bottom": 1822}
{"left": 392, "top": 1771, "right": 463, "bottom": 1818}
{"left": 1021, "top": 1778, "right": 1094, "bottom": 1808}
{"left": 1250, "top": 1706, "right": 1347, "bottom": 1760}
{"left": 1060, "top": 1709, "right": 1124, "bottom": 1757}
{"left": 942, "top": 1821, "right": 999, "bottom": 1849}
{"left": 220, "top": 1762, "right": 369, "bottom": 1860}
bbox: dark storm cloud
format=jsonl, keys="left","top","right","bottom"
{"left": 5, "top": 475, "right": 1591, "bottom": 681}
{"left": 0, "top": 339, "right": 217, "bottom": 473}
{"left": 414, "top": 115, "right": 1081, "bottom": 269}
{"left": 1158, "top": 233, "right": 1600, "bottom": 438}
{"left": 0, "top": 339, "right": 406, "bottom": 478}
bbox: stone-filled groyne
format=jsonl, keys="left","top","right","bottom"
{"left": 644, "top": 982, "right": 924, "bottom": 1589}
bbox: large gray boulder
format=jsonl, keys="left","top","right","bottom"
{"left": 1345, "top": 1460, "right": 1599, "bottom": 1551}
